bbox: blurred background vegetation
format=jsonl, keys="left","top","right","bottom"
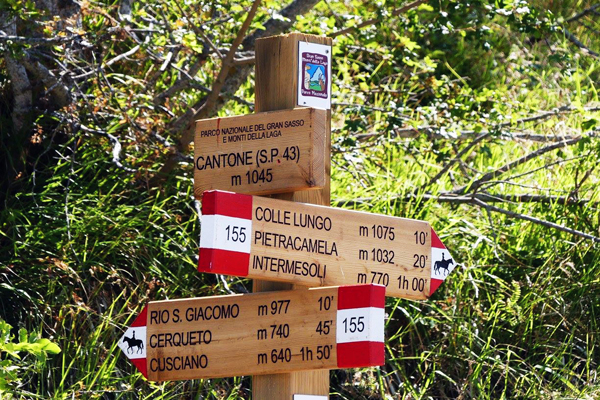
{"left": 1, "top": 0, "right": 599, "bottom": 398}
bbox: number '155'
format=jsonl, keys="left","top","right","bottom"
{"left": 342, "top": 316, "right": 365, "bottom": 333}
{"left": 226, "top": 225, "right": 246, "bottom": 242}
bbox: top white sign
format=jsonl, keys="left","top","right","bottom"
{"left": 297, "top": 42, "right": 332, "bottom": 110}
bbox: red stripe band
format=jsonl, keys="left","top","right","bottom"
{"left": 131, "top": 305, "right": 147, "bottom": 328}
{"left": 198, "top": 248, "right": 250, "bottom": 277}
{"left": 337, "top": 342, "right": 385, "bottom": 368}
{"left": 201, "top": 190, "right": 253, "bottom": 219}
{"left": 431, "top": 228, "right": 445, "bottom": 249}
{"left": 429, "top": 278, "right": 444, "bottom": 296}
{"left": 131, "top": 358, "right": 148, "bottom": 379}
{"left": 337, "top": 284, "right": 385, "bottom": 310}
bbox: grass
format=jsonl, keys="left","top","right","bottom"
{"left": 328, "top": 132, "right": 600, "bottom": 399}
{"left": 2, "top": 101, "right": 598, "bottom": 398}
{"left": 1, "top": 1, "right": 600, "bottom": 398}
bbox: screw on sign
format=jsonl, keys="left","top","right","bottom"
{"left": 198, "top": 190, "right": 456, "bottom": 299}
{"left": 118, "top": 285, "right": 385, "bottom": 382}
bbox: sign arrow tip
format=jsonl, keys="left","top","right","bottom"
{"left": 118, "top": 305, "right": 148, "bottom": 379}
{"left": 429, "top": 228, "right": 456, "bottom": 297}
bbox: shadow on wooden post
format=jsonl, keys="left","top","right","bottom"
{"left": 252, "top": 33, "right": 332, "bottom": 399}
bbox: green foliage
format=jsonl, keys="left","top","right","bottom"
{"left": 1, "top": 0, "right": 600, "bottom": 398}
{"left": 0, "top": 319, "right": 60, "bottom": 394}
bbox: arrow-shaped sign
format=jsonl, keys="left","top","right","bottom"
{"left": 199, "top": 190, "right": 456, "bottom": 299}
{"left": 119, "top": 285, "right": 385, "bottom": 381}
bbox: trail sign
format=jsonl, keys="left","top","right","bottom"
{"left": 194, "top": 108, "right": 327, "bottom": 198}
{"left": 253, "top": 33, "right": 333, "bottom": 398}
{"left": 297, "top": 42, "right": 331, "bottom": 110}
{"left": 119, "top": 285, "right": 385, "bottom": 382}
{"left": 199, "top": 190, "right": 456, "bottom": 299}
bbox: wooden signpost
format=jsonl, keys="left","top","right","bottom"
{"left": 194, "top": 108, "right": 327, "bottom": 198}
{"left": 120, "top": 32, "right": 457, "bottom": 399}
{"left": 119, "top": 285, "right": 385, "bottom": 382}
{"left": 252, "top": 33, "right": 333, "bottom": 399}
{"left": 198, "top": 190, "right": 454, "bottom": 300}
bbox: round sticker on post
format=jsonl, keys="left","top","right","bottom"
{"left": 297, "top": 41, "right": 332, "bottom": 110}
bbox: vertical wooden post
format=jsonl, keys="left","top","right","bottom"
{"left": 252, "top": 33, "right": 332, "bottom": 399}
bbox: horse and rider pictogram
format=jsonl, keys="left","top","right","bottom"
{"left": 433, "top": 252, "right": 454, "bottom": 276}
{"left": 122, "top": 330, "right": 144, "bottom": 355}
{"left": 429, "top": 228, "right": 456, "bottom": 294}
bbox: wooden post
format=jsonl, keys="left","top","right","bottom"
{"left": 253, "top": 33, "right": 332, "bottom": 399}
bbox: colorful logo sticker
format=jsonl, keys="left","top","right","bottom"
{"left": 300, "top": 53, "right": 328, "bottom": 99}
{"left": 297, "top": 42, "right": 331, "bottom": 109}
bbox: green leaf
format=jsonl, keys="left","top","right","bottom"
{"left": 38, "top": 340, "right": 61, "bottom": 355}
{"left": 581, "top": 118, "right": 597, "bottom": 131}
{"left": 18, "top": 328, "right": 27, "bottom": 344}
{"left": 0, "top": 320, "right": 11, "bottom": 344}
{"left": 2, "top": 343, "right": 21, "bottom": 359}
{"left": 251, "top": 21, "right": 266, "bottom": 31}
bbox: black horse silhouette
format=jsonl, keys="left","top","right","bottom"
{"left": 123, "top": 333, "right": 144, "bottom": 354}
{"left": 434, "top": 254, "right": 454, "bottom": 276}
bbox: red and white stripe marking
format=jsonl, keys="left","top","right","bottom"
{"left": 119, "top": 285, "right": 385, "bottom": 378}
{"left": 336, "top": 284, "right": 385, "bottom": 368}
{"left": 118, "top": 306, "right": 148, "bottom": 378}
{"left": 429, "top": 228, "right": 455, "bottom": 295}
{"left": 198, "top": 191, "right": 253, "bottom": 276}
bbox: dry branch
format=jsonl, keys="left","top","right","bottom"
{"left": 72, "top": 45, "right": 141, "bottom": 80}
{"left": 566, "top": 3, "right": 600, "bottom": 23}
{"left": 166, "top": 0, "right": 261, "bottom": 137}
{"left": 424, "top": 132, "right": 492, "bottom": 189}
{"left": 452, "top": 135, "right": 589, "bottom": 195}
{"left": 80, "top": 125, "right": 136, "bottom": 172}
{"left": 472, "top": 198, "right": 600, "bottom": 243}
{"left": 151, "top": 0, "right": 323, "bottom": 184}
{"left": 331, "top": 0, "right": 427, "bottom": 38}
{"left": 0, "top": 34, "right": 83, "bottom": 44}
{"left": 333, "top": 192, "right": 599, "bottom": 243}
{"left": 153, "top": 55, "right": 208, "bottom": 107}
{"left": 562, "top": 27, "right": 599, "bottom": 58}
{"left": 352, "top": 105, "right": 600, "bottom": 142}
{"left": 333, "top": 192, "right": 594, "bottom": 208}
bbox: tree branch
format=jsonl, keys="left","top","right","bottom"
{"left": 423, "top": 132, "right": 492, "bottom": 190}
{"left": 472, "top": 198, "right": 600, "bottom": 243}
{"left": 333, "top": 192, "right": 595, "bottom": 208}
{"left": 80, "top": 125, "right": 137, "bottom": 172}
{"left": 566, "top": 3, "right": 600, "bottom": 23}
{"left": 334, "top": 192, "right": 600, "bottom": 241}
{"left": 167, "top": 0, "right": 261, "bottom": 137}
{"left": 153, "top": 53, "right": 208, "bottom": 107}
{"left": 153, "top": 0, "right": 323, "bottom": 183}
{"left": 22, "top": 54, "right": 71, "bottom": 108}
{"left": 1, "top": 14, "right": 32, "bottom": 132}
{"left": 0, "top": 33, "right": 83, "bottom": 44}
{"left": 241, "top": 0, "right": 322, "bottom": 50}
{"left": 352, "top": 105, "right": 600, "bottom": 142}
{"left": 452, "top": 135, "right": 588, "bottom": 195}
{"left": 331, "top": 0, "right": 427, "bottom": 38}
{"left": 72, "top": 45, "right": 141, "bottom": 80}
{"left": 562, "top": 27, "right": 599, "bottom": 58}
